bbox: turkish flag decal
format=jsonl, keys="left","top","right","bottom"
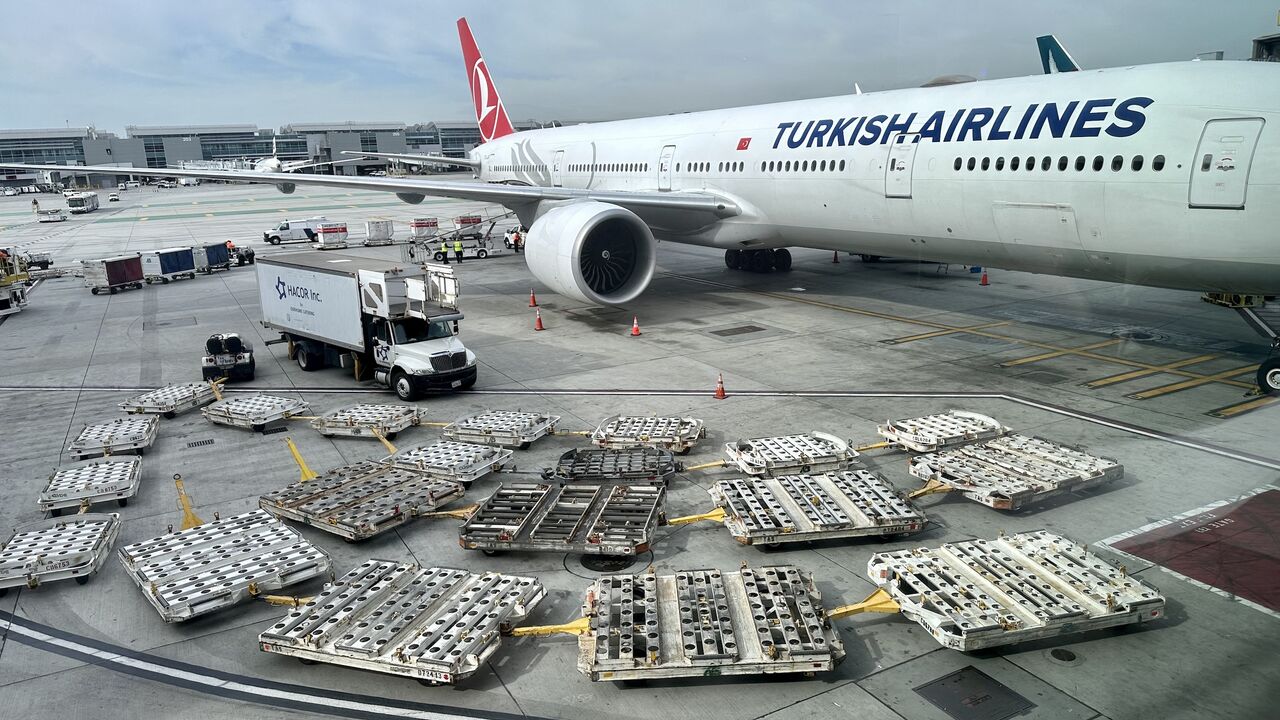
{"left": 737, "top": 137, "right": 751, "bottom": 150}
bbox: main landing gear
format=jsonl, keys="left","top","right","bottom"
{"left": 1204, "top": 293, "right": 1280, "bottom": 395}
{"left": 725, "top": 248, "right": 792, "bottom": 273}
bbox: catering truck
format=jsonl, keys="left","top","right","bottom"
{"left": 256, "top": 252, "right": 476, "bottom": 399}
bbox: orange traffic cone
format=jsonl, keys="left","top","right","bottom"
{"left": 534, "top": 309, "right": 546, "bottom": 331}
{"left": 528, "top": 288, "right": 538, "bottom": 307}
{"left": 630, "top": 316, "right": 642, "bottom": 337}
{"left": 832, "top": 250, "right": 840, "bottom": 264}
{"left": 713, "top": 373, "right": 727, "bottom": 400}
{"left": 979, "top": 271, "right": 990, "bottom": 287}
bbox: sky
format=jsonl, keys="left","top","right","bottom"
{"left": 1, "top": 0, "right": 1276, "bottom": 133}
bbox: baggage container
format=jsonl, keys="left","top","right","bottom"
{"left": 363, "top": 219, "right": 394, "bottom": 246}
{"left": 192, "top": 242, "right": 231, "bottom": 274}
{"left": 82, "top": 254, "right": 144, "bottom": 295}
{"left": 314, "top": 222, "right": 349, "bottom": 250}
{"left": 142, "top": 247, "right": 197, "bottom": 284}
{"left": 409, "top": 217, "right": 439, "bottom": 239}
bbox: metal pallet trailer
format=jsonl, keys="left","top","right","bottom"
{"left": 0, "top": 513, "right": 121, "bottom": 594}
{"left": 460, "top": 483, "right": 664, "bottom": 556}
{"left": 441, "top": 409, "right": 559, "bottom": 449}
{"left": 876, "top": 410, "right": 1008, "bottom": 452}
{"left": 258, "top": 562, "right": 545, "bottom": 686}
{"left": 591, "top": 415, "right": 706, "bottom": 454}
{"left": 67, "top": 416, "right": 159, "bottom": 461}
{"left": 310, "top": 403, "right": 422, "bottom": 439}
{"left": 543, "top": 447, "right": 681, "bottom": 486}
{"left": 908, "top": 433, "right": 1124, "bottom": 510}
{"left": 260, "top": 460, "right": 465, "bottom": 541}
{"left": 39, "top": 457, "right": 142, "bottom": 514}
{"left": 202, "top": 393, "right": 311, "bottom": 432}
{"left": 384, "top": 441, "right": 514, "bottom": 485}
{"left": 866, "top": 530, "right": 1165, "bottom": 651}
{"left": 724, "top": 432, "right": 856, "bottom": 477}
{"left": 119, "top": 382, "right": 217, "bottom": 418}
{"left": 118, "top": 509, "right": 333, "bottom": 622}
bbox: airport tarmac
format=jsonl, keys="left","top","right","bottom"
{"left": 0, "top": 182, "right": 1276, "bottom": 720}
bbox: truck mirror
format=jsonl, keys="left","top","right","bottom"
{"left": 452, "top": 321, "right": 460, "bottom": 335}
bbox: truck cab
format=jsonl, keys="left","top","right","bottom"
{"left": 371, "top": 315, "right": 475, "bottom": 398}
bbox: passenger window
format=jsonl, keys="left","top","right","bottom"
{"left": 785, "top": 161, "right": 792, "bottom": 171}
{"left": 1058, "top": 156, "right": 1069, "bottom": 171}
{"left": 1131, "top": 155, "right": 1144, "bottom": 171}
{"left": 839, "top": 159, "right": 846, "bottom": 171}
{"left": 1200, "top": 153, "right": 1212, "bottom": 172}
{"left": 995, "top": 157, "right": 1005, "bottom": 171}
{"left": 981, "top": 157, "right": 990, "bottom": 170}
{"left": 1026, "top": 156, "right": 1034, "bottom": 171}
{"left": 1111, "top": 155, "right": 1123, "bottom": 172}
{"left": 967, "top": 157, "right": 975, "bottom": 171}
{"left": 1041, "top": 156, "right": 1051, "bottom": 171}
{"left": 1075, "top": 156, "right": 1086, "bottom": 171}
{"left": 954, "top": 157, "right": 961, "bottom": 171}
{"left": 1010, "top": 157, "right": 1020, "bottom": 171}
{"left": 1153, "top": 155, "right": 1165, "bottom": 171}
{"left": 1093, "top": 156, "right": 1103, "bottom": 171}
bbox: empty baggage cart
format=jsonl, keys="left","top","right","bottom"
{"left": 591, "top": 415, "right": 706, "bottom": 454}
{"left": 542, "top": 447, "right": 680, "bottom": 486}
{"left": 876, "top": 410, "right": 1008, "bottom": 452}
{"left": 67, "top": 416, "right": 158, "bottom": 460}
{"left": 0, "top": 513, "right": 121, "bottom": 593}
{"left": 39, "top": 457, "right": 141, "bottom": 514}
{"left": 724, "top": 431, "right": 856, "bottom": 477}
{"left": 441, "top": 409, "right": 559, "bottom": 448}
{"left": 119, "top": 382, "right": 217, "bottom": 418}
{"left": 202, "top": 393, "right": 311, "bottom": 432}
{"left": 460, "top": 483, "right": 664, "bottom": 556}
{"left": 385, "top": 441, "right": 513, "bottom": 485}
{"left": 310, "top": 403, "right": 421, "bottom": 439}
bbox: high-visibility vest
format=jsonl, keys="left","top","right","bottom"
{"left": 454, "top": 240, "right": 462, "bottom": 251}
{"left": 440, "top": 242, "right": 448, "bottom": 253}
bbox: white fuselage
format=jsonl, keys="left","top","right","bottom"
{"left": 474, "top": 61, "right": 1280, "bottom": 293}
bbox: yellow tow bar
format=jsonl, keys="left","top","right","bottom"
{"left": 825, "top": 588, "right": 900, "bottom": 620}
{"left": 507, "top": 616, "right": 591, "bottom": 638}
{"left": 419, "top": 503, "right": 479, "bottom": 520}
{"left": 854, "top": 440, "right": 892, "bottom": 452}
{"left": 174, "top": 473, "right": 204, "bottom": 530}
{"left": 370, "top": 428, "right": 397, "bottom": 455}
{"left": 684, "top": 460, "right": 727, "bottom": 472}
{"left": 666, "top": 507, "right": 727, "bottom": 526}
{"left": 908, "top": 478, "right": 954, "bottom": 500}
{"left": 286, "top": 437, "right": 319, "bottom": 482}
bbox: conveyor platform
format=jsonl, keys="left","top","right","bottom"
{"left": 310, "top": 404, "right": 422, "bottom": 439}
{"left": 202, "top": 394, "right": 311, "bottom": 432}
{"left": 385, "top": 441, "right": 514, "bottom": 485}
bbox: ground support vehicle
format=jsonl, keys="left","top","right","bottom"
{"left": 876, "top": 410, "right": 1008, "bottom": 452}
{"left": 703, "top": 470, "right": 926, "bottom": 547}
{"left": 36, "top": 209, "right": 67, "bottom": 223}
{"left": 543, "top": 448, "right": 680, "bottom": 486}
{"left": 82, "top": 254, "right": 144, "bottom": 295}
{"left": 201, "top": 333, "right": 255, "bottom": 382}
{"left": 0, "top": 249, "right": 29, "bottom": 318}
{"left": 867, "top": 530, "right": 1166, "bottom": 651}
{"left": 311, "top": 403, "right": 421, "bottom": 440}
{"left": 264, "top": 217, "right": 327, "bottom": 245}
{"left": 259, "top": 460, "right": 465, "bottom": 542}
{"left": 591, "top": 415, "right": 706, "bottom": 454}
{"left": 120, "top": 382, "right": 217, "bottom": 418}
{"left": 228, "top": 243, "right": 255, "bottom": 266}
{"left": 576, "top": 565, "right": 844, "bottom": 682}
{"left": 67, "top": 416, "right": 158, "bottom": 461}
{"left": 441, "top": 410, "right": 558, "bottom": 448}
{"left": 385, "top": 441, "right": 513, "bottom": 486}
{"left": 202, "top": 393, "right": 309, "bottom": 432}
{"left": 66, "top": 191, "right": 99, "bottom": 214}
{"left": 141, "top": 247, "right": 197, "bottom": 284}
{"left": 0, "top": 514, "right": 121, "bottom": 594}
{"left": 257, "top": 252, "right": 475, "bottom": 400}
{"left": 724, "top": 432, "right": 857, "bottom": 477}
{"left": 23, "top": 251, "right": 52, "bottom": 271}
{"left": 258, "top": 562, "right": 544, "bottom": 686}
{"left": 192, "top": 242, "right": 232, "bottom": 274}
{"left": 363, "top": 219, "right": 394, "bottom": 246}
{"left": 459, "top": 482, "right": 664, "bottom": 556}
{"left": 908, "top": 433, "right": 1124, "bottom": 510}
{"left": 313, "top": 222, "right": 349, "bottom": 251}
{"left": 429, "top": 235, "right": 506, "bottom": 261}
{"left": 38, "top": 458, "right": 141, "bottom": 515}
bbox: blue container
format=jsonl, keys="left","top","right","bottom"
{"left": 202, "top": 243, "right": 230, "bottom": 267}
{"left": 158, "top": 248, "right": 195, "bottom": 275}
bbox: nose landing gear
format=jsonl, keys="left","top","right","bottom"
{"left": 1203, "top": 293, "right": 1280, "bottom": 396}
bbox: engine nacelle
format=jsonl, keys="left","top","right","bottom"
{"left": 397, "top": 192, "right": 426, "bottom": 204}
{"left": 525, "top": 201, "right": 656, "bottom": 305}
{"left": 276, "top": 182, "right": 296, "bottom": 194}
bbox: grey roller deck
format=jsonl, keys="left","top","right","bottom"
{"left": 384, "top": 441, "right": 513, "bottom": 485}
{"left": 876, "top": 410, "right": 1008, "bottom": 452}
{"left": 0, "top": 513, "right": 121, "bottom": 591}
{"left": 578, "top": 565, "right": 844, "bottom": 681}
{"left": 258, "top": 562, "right": 545, "bottom": 686}
{"left": 259, "top": 460, "right": 465, "bottom": 541}
{"left": 542, "top": 447, "right": 681, "bottom": 486}
{"left": 119, "top": 382, "right": 217, "bottom": 417}
{"left": 723, "top": 431, "right": 856, "bottom": 477}
{"left": 117, "top": 509, "right": 333, "bottom": 622}
{"left": 866, "top": 530, "right": 1166, "bottom": 651}
{"left": 202, "top": 394, "right": 311, "bottom": 431}
{"left": 591, "top": 415, "right": 707, "bottom": 453}
{"left": 67, "top": 416, "right": 158, "bottom": 460}
{"left": 38, "top": 457, "right": 142, "bottom": 513}
{"left": 310, "top": 404, "right": 422, "bottom": 439}
{"left": 441, "top": 409, "right": 559, "bottom": 448}
{"left": 460, "top": 482, "right": 664, "bottom": 555}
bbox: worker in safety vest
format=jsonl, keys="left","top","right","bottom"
{"left": 439, "top": 240, "right": 450, "bottom": 263}
{"left": 453, "top": 239, "right": 464, "bottom": 263}
{"left": 512, "top": 229, "right": 522, "bottom": 253}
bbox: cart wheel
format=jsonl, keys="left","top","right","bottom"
{"left": 518, "top": 441, "right": 531, "bottom": 450}
{"left": 417, "top": 678, "right": 445, "bottom": 687}
{"left": 117, "top": 498, "right": 129, "bottom": 507}
{"left": 145, "top": 278, "right": 154, "bottom": 285}
{"left": 74, "top": 575, "right": 90, "bottom": 586}
{"left": 161, "top": 277, "right": 170, "bottom": 284}
{"left": 91, "top": 288, "right": 100, "bottom": 295}
{"left": 49, "top": 507, "right": 63, "bottom": 517}
{"left": 298, "top": 657, "right": 318, "bottom": 666}
{"left": 762, "top": 542, "right": 782, "bottom": 550}
{"left": 481, "top": 549, "right": 501, "bottom": 557}
{"left": 251, "top": 424, "right": 265, "bottom": 433}
{"left": 385, "top": 432, "right": 398, "bottom": 441}
{"left": 678, "top": 447, "right": 693, "bottom": 455}
{"left": 109, "top": 287, "right": 119, "bottom": 294}
{"left": 135, "top": 448, "right": 145, "bottom": 456}
{"left": 163, "top": 411, "right": 176, "bottom": 419}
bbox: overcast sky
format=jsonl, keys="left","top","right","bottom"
{"left": 2, "top": 1, "right": 1276, "bottom": 132}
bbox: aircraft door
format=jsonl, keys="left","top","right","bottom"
{"left": 1189, "top": 118, "right": 1263, "bottom": 209}
{"left": 552, "top": 150, "right": 564, "bottom": 187}
{"left": 884, "top": 134, "right": 919, "bottom": 198}
{"left": 658, "top": 145, "right": 676, "bottom": 191}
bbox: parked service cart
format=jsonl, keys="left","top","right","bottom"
{"left": 431, "top": 235, "right": 506, "bottom": 261}
{"left": 82, "top": 254, "right": 144, "bottom": 295}
{"left": 38, "top": 457, "right": 142, "bottom": 514}
{"left": 202, "top": 393, "right": 310, "bottom": 432}
{"left": 141, "top": 247, "right": 197, "bottom": 284}
{"left": 313, "top": 222, "right": 349, "bottom": 250}
{"left": 441, "top": 410, "right": 559, "bottom": 448}
{"left": 460, "top": 482, "right": 664, "bottom": 556}
{"left": 264, "top": 216, "right": 328, "bottom": 245}
{"left": 725, "top": 432, "right": 857, "bottom": 477}
{"left": 36, "top": 209, "right": 67, "bottom": 223}
{"left": 192, "top": 242, "right": 232, "bottom": 274}
{"left": 877, "top": 410, "right": 1008, "bottom": 453}
{"left": 311, "top": 403, "right": 421, "bottom": 440}
{"left": 24, "top": 250, "right": 53, "bottom": 271}
{"left": 201, "top": 332, "right": 255, "bottom": 382}
{"left": 67, "top": 416, "right": 159, "bottom": 461}
{"left": 363, "top": 219, "right": 394, "bottom": 246}
{"left": 591, "top": 415, "right": 706, "bottom": 454}
{"left": 0, "top": 514, "right": 121, "bottom": 594}
{"left": 257, "top": 252, "right": 477, "bottom": 400}
{"left": 120, "top": 382, "right": 217, "bottom": 418}
{"left": 385, "top": 441, "right": 513, "bottom": 486}
{"left": 542, "top": 447, "right": 681, "bottom": 486}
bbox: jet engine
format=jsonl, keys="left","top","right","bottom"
{"left": 525, "top": 201, "right": 656, "bottom": 305}
{"left": 397, "top": 192, "right": 427, "bottom": 204}
{"left": 276, "top": 183, "right": 296, "bottom": 194}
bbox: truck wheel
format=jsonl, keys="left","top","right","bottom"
{"left": 477, "top": 249, "right": 488, "bottom": 259}
{"left": 297, "top": 345, "right": 322, "bottom": 372}
{"left": 748, "top": 250, "right": 774, "bottom": 273}
{"left": 461, "top": 375, "right": 477, "bottom": 390}
{"left": 1258, "top": 358, "right": 1280, "bottom": 395}
{"left": 269, "top": 237, "right": 280, "bottom": 245}
{"left": 433, "top": 252, "right": 447, "bottom": 262}
{"left": 391, "top": 369, "right": 418, "bottom": 401}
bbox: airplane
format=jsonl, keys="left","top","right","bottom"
{"left": 251, "top": 136, "right": 362, "bottom": 173}
{"left": 340, "top": 150, "right": 478, "bottom": 170}
{"left": 6, "top": 18, "right": 1279, "bottom": 393}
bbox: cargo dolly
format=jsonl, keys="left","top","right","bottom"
{"left": 907, "top": 433, "right": 1124, "bottom": 510}
{"left": 202, "top": 393, "right": 311, "bottom": 432}
{"left": 670, "top": 470, "right": 926, "bottom": 547}
{"left": 310, "top": 403, "right": 422, "bottom": 440}
{"left": 863, "top": 530, "right": 1166, "bottom": 651}
{"left": 39, "top": 457, "right": 142, "bottom": 515}
{"left": 119, "top": 382, "right": 217, "bottom": 418}
{"left": 67, "top": 416, "right": 159, "bottom": 461}
{"left": 875, "top": 410, "right": 1008, "bottom": 453}
{"left": 459, "top": 483, "right": 664, "bottom": 556}
{"left": 385, "top": 441, "right": 514, "bottom": 485}
{"left": 258, "top": 562, "right": 545, "bottom": 686}
{"left": 590, "top": 415, "right": 706, "bottom": 454}
{"left": 441, "top": 409, "right": 559, "bottom": 449}
{"left": 0, "top": 513, "right": 121, "bottom": 594}
{"left": 542, "top": 447, "right": 681, "bottom": 486}
{"left": 723, "top": 432, "right": 856, "bottom": 477}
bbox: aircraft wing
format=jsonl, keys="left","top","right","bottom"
{"left": 1036, "top": 34, "right": 1081, "bottom": 73}
{"left": 342, "top": 151, "right": 479, "bottom": 169}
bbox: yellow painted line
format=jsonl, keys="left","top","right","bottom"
{"left": 998, "top": 339, "right": 1123, "bottom": 368}
{"left": 881, "top": 321, "right": 1011, "bottom": 345}
{"left": 1084, "top": 354, "right": 1220, "bottom": 388}
{"left": 1206, "top": 394, "right": 1279, "bottom": 419}
{"left": 1126, "top": 365, "right": 1258, "bottom": 400}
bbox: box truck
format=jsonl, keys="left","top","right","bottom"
{"left": 142, "top": 247, "right": 197, "bottom": 284}
{"left": 256, "top": 252, "right": 476, "bottom": 400}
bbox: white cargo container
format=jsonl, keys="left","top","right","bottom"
{"left": 408, "top": 217, "right": 438, "bottom": 239}
{"left": 363, "top": 219, "right": 395, "bottom": 246}
{"left": 313, "top": 222, "right": 349, "bottom": 250}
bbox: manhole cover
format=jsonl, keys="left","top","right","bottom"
{"left": 710, "top": 325, "right": 766, "bottom": 337}
{"left": 1110, "top": 328, "right": 1167, "bottom": 342}
{"left": 914, "top": 665, "right": 1035, "bottom": 720}
{"left": 580, "top": 555, "right": 641, "bottom": 573}
{"left": 1048, "top": 648, "right": 1082, "bottom": 665}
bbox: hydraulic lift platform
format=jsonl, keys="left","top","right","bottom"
{"left": 459, "top": 483, "right": 664, "bottom": 556}
{"left": 67, "top": 416, "right": 159, "bottom": 461}
{"left": 119, "top": 382, "right": 217, "bottom": 418}
{"left": 441, "top": 409, "right": 559, "bottom": 448}
{"left": 117, "top": 509, "right": 333, "bottom": 622}
{"left": 39, "top": 457, "right": 142, "bottom": 514}
{"left": 202, "top": 393, "right": 311, "bottom": 432}
{"left": 260, "top": 460, "right": 465, "bottom": 541}
{"left": 866, "top": 530, "right": 1165, "bottom": 651}
{"left": 542, "top": 447, "right": 681, "bottom": 486}
{"left": 876, "top": 410, "right": 1008, "bottom": 453}
{"left": 385, "top": 441, "right": 514, "bottom": 486}
{"left": 258, "top": 561, "right": 545, "bottom": 686}
{"left": 590, "top": 415, "right": 706, "bottom": 454}
{"left": 724, "top": 432, "right": 856, "bottom": 477}
{"left": 310, "top": 403, "right": 421, "bottom": 440}
{"left": 908, "top": 433, "right": 1124, "bottom": 510}
{"left": 0, "top": 513, "right": 121, "bottom": 593}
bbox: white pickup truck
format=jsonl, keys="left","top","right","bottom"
{"left": 263, "top": 216, "right": 329, "bottom": 245}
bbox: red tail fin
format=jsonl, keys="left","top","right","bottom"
{"left": 457, "top": 17, "right": 516, "bottom": 143}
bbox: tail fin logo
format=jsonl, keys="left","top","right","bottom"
{"left": 458, "top": 17, "right": 516, "bottom": 143}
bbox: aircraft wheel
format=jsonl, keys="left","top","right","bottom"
{"left": 772, "top": 248, "right": 792, "bottom": 272}
{"left": 1258, "top": 357, "right": 1280, "bottom": 395}
{"left": 724, "top": 249, "right": 741, "bottom": 270}
{"left": 860, "top": 254, "right": 881, "bottom": 263}
{"left": 748, "top": 250, "right": 774, "bottom": 273}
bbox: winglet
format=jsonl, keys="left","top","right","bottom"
{"left": 458, "top": 17, "right": 516, "bottom": 143}
{"left": 1037, "top": 34, "right": 1081, "bottom": 74}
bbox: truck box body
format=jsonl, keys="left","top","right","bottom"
{"left": 83, "top": 255, "right": 143, "bottom": 289}
{"left": 142, "top": 247, "right": 196, "bottom": 279}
